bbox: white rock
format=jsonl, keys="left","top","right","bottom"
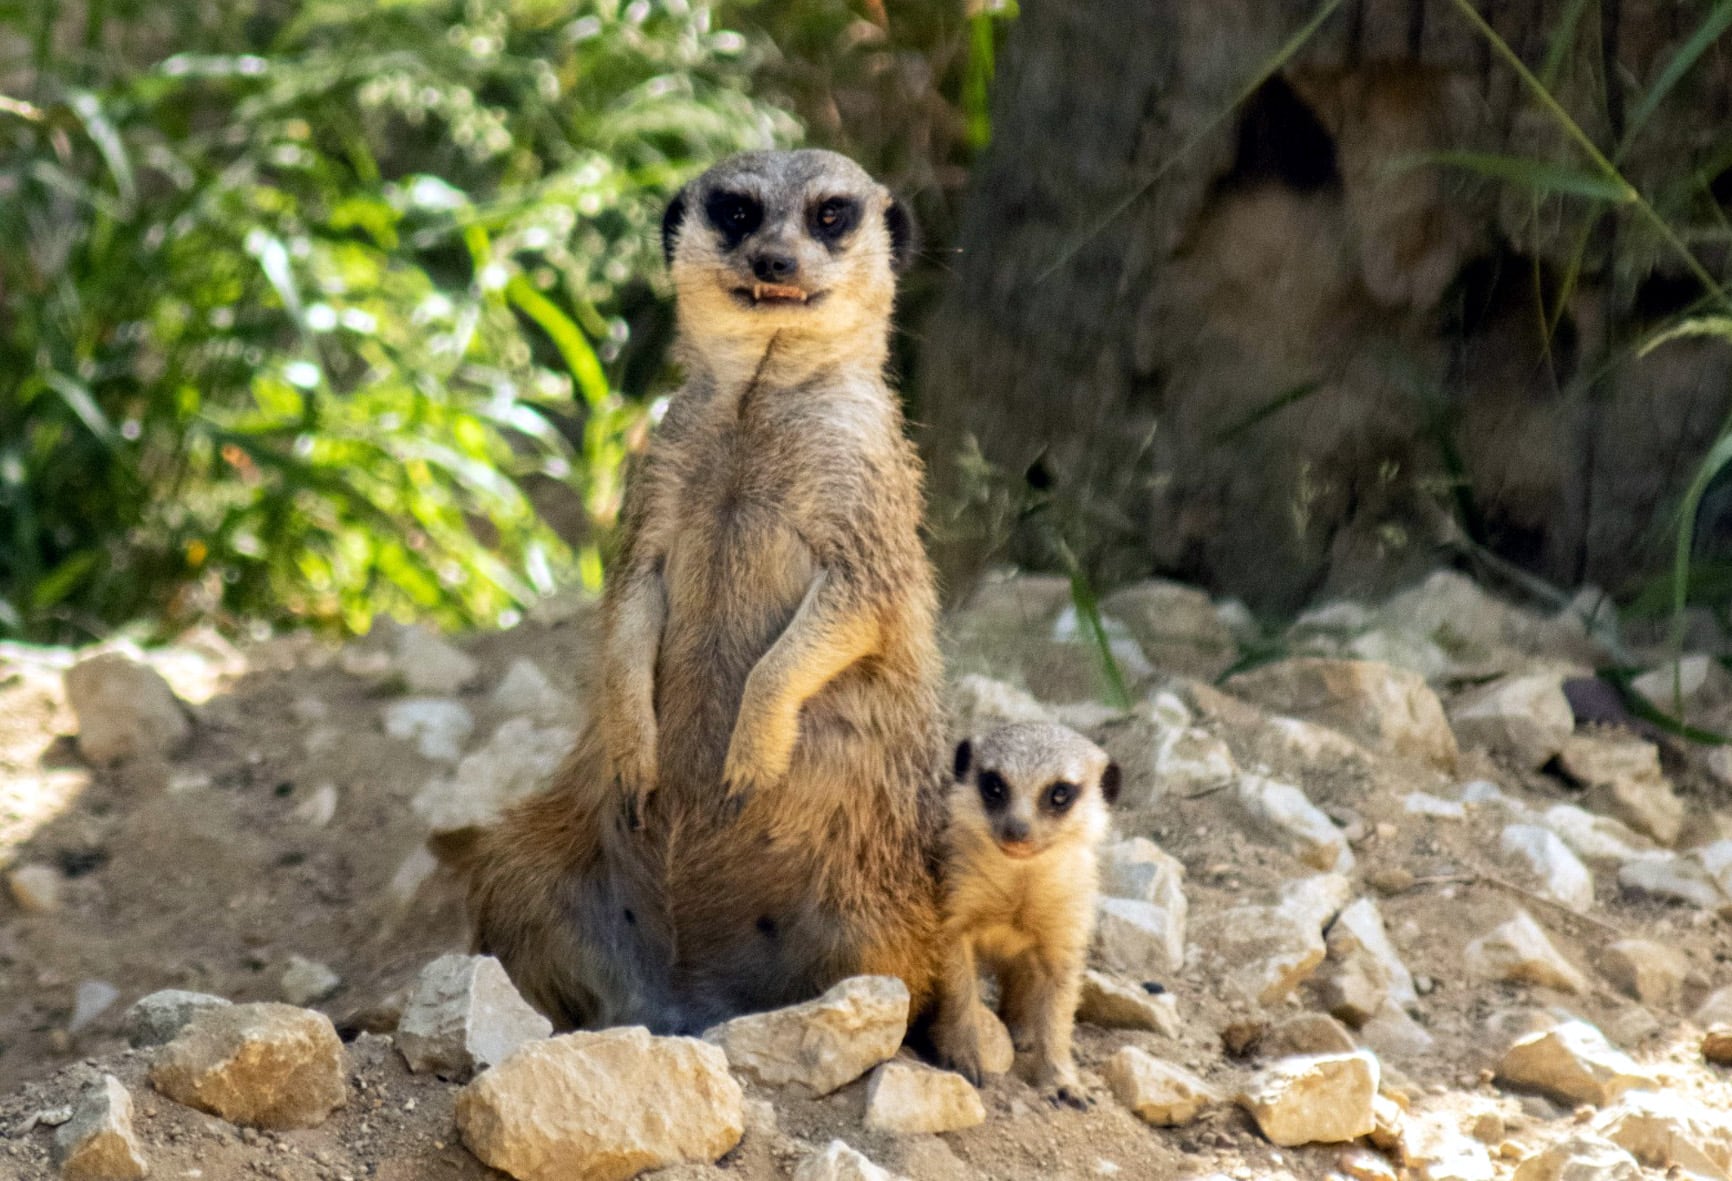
{"left": 490, "top": 658, "right": 569, "bottom": 721}
{"left": 1601, "top": 938, "right": 1691, "bottom": 1007}
{"left": 1358, "top": 1006, "right": 1435, "bottom": 1057}
{"left": 64, "top": 651, "right": 192, "bottom": 765}
{"left": 1093, "top": 897, "right": 1186, "bottom": 979}
{"left": 1099, "top": 837, "right": 1187, "bottom": 908}
{"left": 1266, "top": 715, "right": 1370, "bottom": 766}
{"left": 1076, "top": 972, "right": 1181, "bottom": 1035}
{"left": 382, "top": 697, "right": 475, "bottom": 763}
{"left": 793, "top": 1140, "right": 907, "bottom": 1181}
{"left": 291, "top": 782, "right": 339, "bottom": 827}
{"left": 1449, "top": 674, "right": 1574, "bottom": 769}
{"left": 1618, "top": 854, "right": 1727, "bottom": 910}
{"left": 53, "top": 1074, "right": 147, "bottom": 1181}
{"left": 704, "top": 976, "right": 908, "bottom": 1098}
{"left": 123, "top": 990, "right": 231, "bottom": 1048}
{"left": 1329, "top": 899, "right": 1417, "bottom": 1009}
{"left": 1404, "top": 792, "right": 1467, "bottom": 820}
{"left": 397, "top": 954, "right": 553, "bottom": 1081}
{"left": 1238, "top": 1051, "right": 1379, "bottom": 1146}
{"left": 1105, "top": 1046, "right": 1217, "bottom": 1126}
{"left": 280, "top": 956, "right": 341, "bottom": 1006}
{"left": 1630, "top": 654, "right": 1724, "bottom": 710}
{"left": 1539, "top": 804, "right": 1650, "bottom": 864}
{"left": 456, "top": 1027, "right": 742, "bottom": 1181}
{"left": 7, "top": 862, "right": 63, "bottom": 913}
{"left": 1227, "top": 658, "right": 1458, "bottom": 769}
{"left": 1201, "top": 874, "right": 1353, "bottom": 1005}
{"left": 1495, "top": 1020, "right": 1653, "bottom": 1106}
{"left": 1234, "top": 774, "right": 1355, "bottom": 872}
{"left": 1311, "top": 946, "right": 1389, "bottom": 1028}
{"left": 1464, "top": 910, "right": 1588, "bottom": 994}
{"left": 1054, "top": 605, "right": 1155, "bottom": 682}
{"left": 1511, "top": 1135, "right": 1642, "bottom": 1181}
{"left": 1100, "top": 580, "right": 1241, "bottom": 679}
{"left": 1595, "top": 1090, "right": 1732, "bottom": 1177}
{"left": 863, "top": 1060, "right": 986, "bottom": 1134}
{"left": 393, "top": 625, "right": 480, "bottom": 694}
{"left": 951, "top": 675, "right": 1057, "bottom": 729}
{"left": 149, "top": 1002, "right": 348, "bottom": 1129}
{"left": 388, "top": 845, "right": 440, "bottom": 906}
{"left": 1696, "top": 838, "right": 1732, "bottom": 897}
{"left": 1458, "top": 779, "right": 1511, "bottom": 808}
{"left": 413, "top": 717, "right": 573, "bottom": 834}
{"left": 1399, "top": 1111, "right": 1495, "bottom": 1181}
{"left": 1557, "top": 734, "right": 1682, "bottom": 845}
{"left": 1148, "top": 726, "right": 1239, "bottom": 798}
{"left": 70, "top": 980, "right": 120, "bottom": 1034}
{"left": 1499, "top": 825, "right": 1595, "bottom": 913}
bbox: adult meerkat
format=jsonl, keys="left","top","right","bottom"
{"left": 932, "top": 722, "right": 1119, "bottom": 1106}
{"left": 463, "top": 150, "right": 946, "bottom": 1033}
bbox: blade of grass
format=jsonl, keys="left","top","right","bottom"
{"left": 1037, "top": 0, "right": 1344, "bottom": 282}
{"left": 1392, "top": 151, "right": 1635, "bottom": 203}
{"left": 1446, "top": 0, "right": 1730, "bottom": 311}
{"left": 1621, "top": 0, "right": 1732, "bottom": 150}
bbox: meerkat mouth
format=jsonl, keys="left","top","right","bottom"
{"left": 996, "top": 841, "right": 1040, "bottom": 860}
{"left": 732, "top": 283, "right": 825, "bottom": 308}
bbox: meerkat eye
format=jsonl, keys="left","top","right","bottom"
{"left": 977, "top": 770, "right": 1009, "bottom": 809}
{"left": 704, "top": 191, "right": 762, "bottom": 244}
{"left": 1045, "top": 781, "right": 1077, "bottom": 811}
{"left": 810, "top": 196, "right": 860, "bottom": 240}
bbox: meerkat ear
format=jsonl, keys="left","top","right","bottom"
{"left": 953, "top": 738, "right": 974, "bottom": 780}
{"left": 884, "top": 196, "right": 915, "bottom": 273}
{"left": 661, "top": 185, "right": 690, "bottom": 268}
{"left": 1100, "top": 761, "right": 1122, "bottom": 806}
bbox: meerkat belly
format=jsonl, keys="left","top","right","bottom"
{"left": 654, "top": 503, "right": 817, "bottom": 786}
{"left": 973, "top": 920, "right": 1041, "bottom": 966}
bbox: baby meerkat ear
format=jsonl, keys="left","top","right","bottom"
{"left": 1100, "top": 761, "right": 1122, "bottom": 806}
{"left": 661, "top": 185, "right": 690, "bottom": 268}
{"left": 885, "top": 196, "right": 915, "bottom": 273}
{"left": 953, "top": 738, "right": 974, "bottom": 781}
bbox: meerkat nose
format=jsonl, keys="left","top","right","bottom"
{"left": 750, "top": 252, "right": 799, "bottom": 283}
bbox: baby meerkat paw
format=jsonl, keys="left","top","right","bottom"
{"left": 933, "top": 1007, "right": 1013, "bottom": 1086}
{"left": 1033, "top": 1061, "right": 1090, "bottom": 1110}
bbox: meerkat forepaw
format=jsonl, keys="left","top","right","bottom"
{"left": 720, "top": 720, "right": 794, "bottom": 804}
{"left": 933, "top": 1006, "right": 1012, "bottom": 1085}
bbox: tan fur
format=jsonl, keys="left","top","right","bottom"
{"left": 931, "top": 723, "right": 1116, "bottom": 1105}
{"left": 465, "top": 150, "right": 945, "bottom": 1033}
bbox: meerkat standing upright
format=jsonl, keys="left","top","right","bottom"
{"left": 932, "top": 722, "right": 1120, "bottom": 1105}
{"left": 462, "top": 150, "right": 947, "bottom": 1033}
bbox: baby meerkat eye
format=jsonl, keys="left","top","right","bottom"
{"left": 977, "top": 770, "right": 1009, "bottom": 809}
{"left": 810, "top": 196, "right": 860, "bottom": 241}
{"left": 1045, "top": 781, "right": 1077, "bottom": 811}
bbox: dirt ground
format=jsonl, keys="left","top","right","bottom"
{"left": 2, "top": 579, "right": 1731, "bottom": 1180}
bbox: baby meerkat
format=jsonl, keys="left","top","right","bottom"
{"left": 932, "top": 722, "right": 1119, "bottom": 1106}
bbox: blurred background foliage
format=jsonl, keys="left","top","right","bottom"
{"left": 0, "top": 0, "right": 998, "bottom": 642}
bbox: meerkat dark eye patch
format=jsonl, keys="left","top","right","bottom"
{"left": 953, "top": 738, "right": 974, "bottom": 780}
{"left": 704, "top": 190, "right": 762, "bottom": 249}
{"left": 1100, "top": 762, "right": 1122, "bottom": 805}
{"left": 1044, "top": 780, "right": 1078, "bottom": 812}
{"left": 809, "top": 196, "right": 861, "bottom": 246}
{"left": 977, "top": 769, "right": 1009, "bottom": 810}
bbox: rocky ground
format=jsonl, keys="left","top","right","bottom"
{"left": 3, "top": 569, "right": 1732, "bottom": 1180}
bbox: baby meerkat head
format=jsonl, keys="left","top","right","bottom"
{"left": 950, "top": 723, "right": 1120, "bottom": 860}
{"left": 660, "top": 149, "right": 913, "bottom": 347}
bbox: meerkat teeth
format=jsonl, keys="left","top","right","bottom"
{"left": 752, "top": 282, "right": 807, "bottom": 303}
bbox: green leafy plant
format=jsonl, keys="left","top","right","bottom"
{"left": 0, "top": 0, "right": 795, "bottom": 641}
